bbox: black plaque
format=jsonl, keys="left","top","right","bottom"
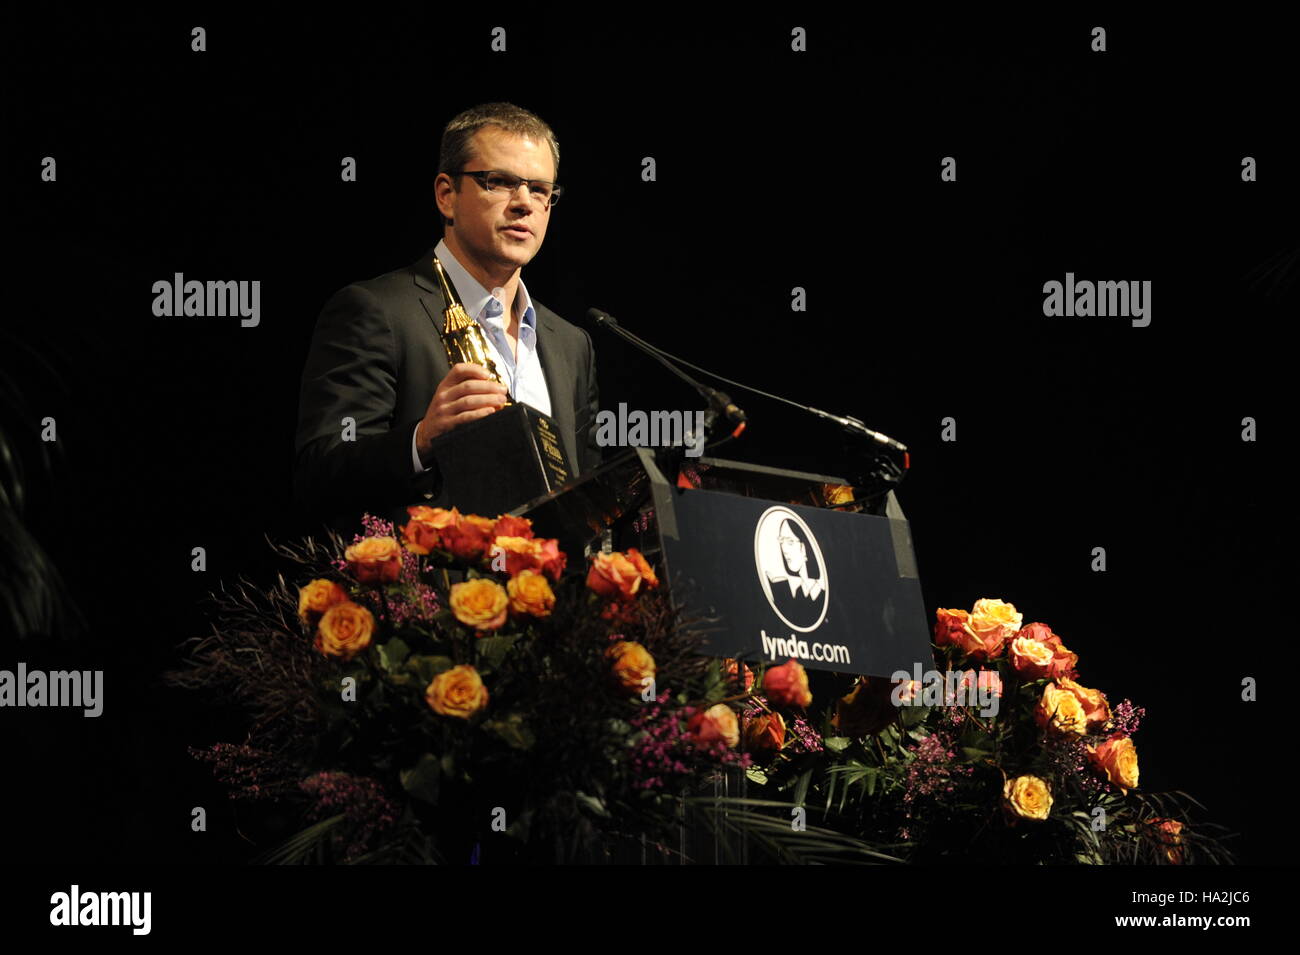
{"left": 426, "top": 402, "right": 574, "bottom": 516}
{"left": 656, "top": 487, "right": 933, "bottom": 678}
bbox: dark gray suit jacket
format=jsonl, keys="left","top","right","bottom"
{"left": 293, "top": 245, "right": 601, "bottom": 532}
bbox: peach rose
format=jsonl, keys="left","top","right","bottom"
{"left": 822, "top": 484, "right": 856, "bottom": 506}
{"left": 443, "top": 513, "right": 496, "bottom": 562}
{"left": 1147, "top": 817, "right": 1185, "bottom": 864}
{"left": 744, "top": 711, "right": 786, "bottom": 751}
{"left": 535, "top": 538, "right": 568, "bottom": 581}
{"left": 1003, "top": 774, "right": 1053, "bottom": 821}
{"left": 587, "top": 551, "right": 650, "bottom": 601}
{"left": 687, "top": 703, "right": 740, "bottom": 748}
{"left": 1016, "top": 622, "right": 1078, "bottom": 679}
{"left": 1035, "top": 682, "right": 1088, "bottom": 735}
{"left": 425, "top": 664, "right": 489, "bottom": 719}
{"left": 606, "top": 640, "right": 656, "bottom": 694}
{"left": 449, "top": 578, "right": 509, "bottom": 631}
{"left": 965, "top": 597, "right": 1021, "bottom": 659}
{"left": 297, "top": 578, "right": 350, "bottom": 626}
{"left": 1009, "top": 635, "right": 1056, "bottom": 680}
{"left": 344, "top": 536, "right": 403, "bottom": 584}
{"left": 1056, "top": 676, "right": 1111, "bottom": 730}
{"left": 763, "top": 659, "right": 812, "bottom": 708}
{"left": 1087, "top": 736, "right": 1139, "bottom": 792}
{"left": 402, "top": 505, "right": 459, "bottom": 555}
{"left": 314, "top": 601, "right": 375, "bottom": 661}
{"left": 507, "top": 569, "right": 555, "bottom": 618}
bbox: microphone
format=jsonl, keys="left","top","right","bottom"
{"left": 586, "top": 308, "right": 747, "bottom": 435}
{"left": 586, "top": 308, "right": 905, "bottom": 454}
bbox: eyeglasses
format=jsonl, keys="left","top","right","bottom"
{"left": 455, "top": 170, "right": 562, "bottom": 208}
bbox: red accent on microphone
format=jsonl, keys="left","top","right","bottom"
{"left": 731, "top": 422, "right": 747, "bottom": 439}
{"left": 904, "top": 451, "right": 911, "bottom": 470}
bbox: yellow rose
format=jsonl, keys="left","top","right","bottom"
{"left": 1034, "top": 682, "right": 1088, "bottom": 735}
{"left": 1003, "top": 774, "right": 1053, "bottom": 821}
{"left": 344, "top": 536, "right": 403, "bottom": 584}
{"left": 425, "top": 664, "right": 489, "bottom": 719}
{"left": 449, "top": 578, "right": 509, "bottom": 631}
{"left": 1087, "top": 737, "right": 1139, "bottom": 792}
{"left": 507, "top": 569, "right": 555, "bottom": 618}
{"left": 298, "top": 578, "right": 349, "bottom": 626}
{"left": 606, "top": 640, "right": 656, "bottom": 694}
{"left": 314, "top": 601, "right": 375, "bottom": 661}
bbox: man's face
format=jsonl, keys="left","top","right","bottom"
{"left": 437, "top": 126, "right": 555, "bottom": 275}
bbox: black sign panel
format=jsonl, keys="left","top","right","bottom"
{"left": 657, "top": 488, "right": 933, "bottom": 677}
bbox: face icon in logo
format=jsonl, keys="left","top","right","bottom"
{"left": 754, "top": 506, "right": 828, "bottom": 633}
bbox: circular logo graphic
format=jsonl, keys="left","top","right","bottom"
{"left": 753, "top": 506, "right": 829, "bottom": 633}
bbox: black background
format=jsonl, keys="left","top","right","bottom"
{"left": 4, "top": 10, "right": 1294, "bottom": 867}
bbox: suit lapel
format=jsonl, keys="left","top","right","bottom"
{"left": 533, "top": 309, "right": 579, "bottom": 470}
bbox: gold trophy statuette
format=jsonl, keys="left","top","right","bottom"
{"left": 431, "top": 255, "right": 510, "bottom": 401}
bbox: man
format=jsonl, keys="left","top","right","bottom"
{"left": 293, "top": 103, "right": 601, "bottom": 534}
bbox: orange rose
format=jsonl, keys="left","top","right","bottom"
{"left": 1087, "top": 736, "right": 1139, "bottom": 792}
{"left": 744, "top": 711, "right": 786, "bottom": 751}
{"left": 823, "top": 483, "right": 855, "bottom": 506}
{"left": 723, "top": 659, "right": 755, "bottom": 691}
{"left": 297, "top": 578, "right": 350, "bottom": 626}
{"left": 507, "top": 569, "right": 555, "bottom": 618}
{"left": 402, "top": 505, "right": 459, "bottom": 555}
{"left": 494, "top": 535, "right": 545, "bottom": 576}
{"left": 344, "top": 536, "right": 403, "bottom": 584}
{"left": 492, "top": 514, "right": 534, "bottom": 539}
{"left": 587, "top": 551, "right": 649, "bottom": 601}
{"left": 1034, "top": 682, "right": 1088, "bottom": 735}
{"left": 1056, "top": 676, "right": 1111, "bottom": 730}
{"left": 425, "top": 664, "right": 489, "bottom": 719}
{"left": 606, "top": 640, "right": 656, "bottom": 694}
{"left": 763, "top": 658, "right": 812, "bottom": 708}
{"left": 1016, "top": 622, "right": 1078, "bottom": 679}
{"left": 314, "top": 601, "right": 375, "bottom": 660}
{"left": 449, "top": 578, "right": 509, "bottom": 631}
{"left": 1003, "top": 774, "right": 1053, "bottom": 821}
{"left": 934, "top": 607, "right": 1004, "bottom": 660}
{"left": 443, "top": 513, "right": 496, "bottom": 562}
{"left": 1147, "top": 817, "right": 1185, "bottom": 864}
{"left": 687, "top": 703, "right": 739, "bottom": 748}
{"left": 624, "top": 548, "right": 658, "bottom": 589}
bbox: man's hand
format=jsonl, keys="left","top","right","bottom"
{"left": 416, "top": 363, "right": 508, "bottom": 462}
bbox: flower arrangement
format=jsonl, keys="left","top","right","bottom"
{"left": 171, "top": 518, "right": 1232, "bottom": 865}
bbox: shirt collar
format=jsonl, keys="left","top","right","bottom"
{"left": 434, "top": 237, "right": 536, "bottom": 331}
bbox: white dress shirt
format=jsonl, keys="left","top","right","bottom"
{"left": 411, "top": 238, "right": 553, "bottom": 473}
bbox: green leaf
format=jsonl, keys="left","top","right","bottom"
{"left": 378, "top": 637, "right": 410, "bottom": 672}
{"left": 476, "top": 634, "right": 520, "bottom": 670}
{"left": 400, "top": 753, "right": 441, "bottom": 805}
{"left": 483, "top": 713, "right": 535, "bottom": 750}
{"left": 407, "top": 654, "right": 453, "bottom": 684}
{"left": 960, "top": 746, "right": 993, "bottom": 762}
{"left": 575, "top": 791, "right": 611, "bottom": 819}
{"left": 823, "top": 736, "right": 852, "bottom": 753}
{"left": 746, "top": 767, "right": 769, "bottom": 786}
